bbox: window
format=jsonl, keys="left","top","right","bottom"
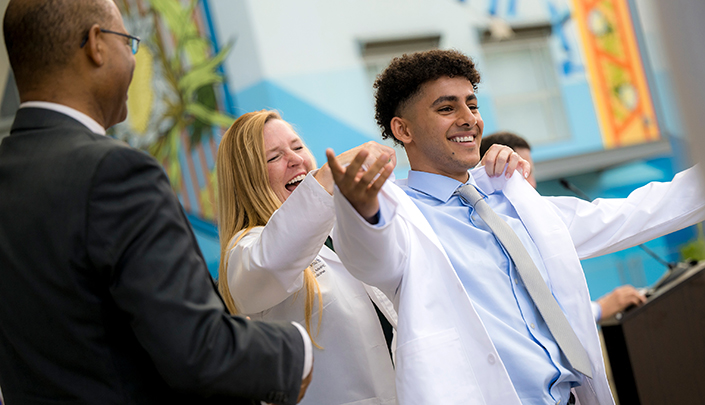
{"left": 361, "top": 35, "right": 441, "bottom": 89}
{"left": 481, "top": 26, "right": 571, "bottom": 146}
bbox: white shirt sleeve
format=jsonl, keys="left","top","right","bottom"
{"left": 290, "top": 322, "right": 313, "bottom": 378}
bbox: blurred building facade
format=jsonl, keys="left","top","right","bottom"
{"left": 203, "top": 0, "right": 697, "bottom": 298}
{"left": 0, "top": 0, "right": 699, "bottom": 299}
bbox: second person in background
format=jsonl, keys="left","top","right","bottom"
{"left": 215, "top": 110, "right": 397, "bottom": 405}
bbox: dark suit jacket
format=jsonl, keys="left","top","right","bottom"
{"left": 0, "top": 108, "right": 305, "bottom": 405}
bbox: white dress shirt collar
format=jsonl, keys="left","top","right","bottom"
{"left": 20, "top": 101, "right": 106, "bottom": 136}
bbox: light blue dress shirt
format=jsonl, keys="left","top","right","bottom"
{"left": 397, "top": 170, "right": 580, "bottom": 405}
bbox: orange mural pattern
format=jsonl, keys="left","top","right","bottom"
{"left": 571, "top": 0, "right": 659, "bottom": 148}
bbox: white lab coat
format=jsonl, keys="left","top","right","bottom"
{"left": 225, "top": 173, "right": 397, "bottom": 405}
{"left": 332, "top": 166, "right": 705, "bottom": 405}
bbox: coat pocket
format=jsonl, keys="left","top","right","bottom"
{"left": 395, "top": 328, "right": 483, "bottom": 404}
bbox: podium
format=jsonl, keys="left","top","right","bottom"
{"left": 600, "top": 262, "right": 705, "bottom": 404}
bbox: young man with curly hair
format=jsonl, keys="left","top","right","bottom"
{"left": 325, "top": 49, "right": 705, "bottom": 404}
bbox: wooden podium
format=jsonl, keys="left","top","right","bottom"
{"left": 600, "top": 262, "right": 705, "bottom": 404}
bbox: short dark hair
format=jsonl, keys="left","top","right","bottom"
{"left": 480, "top": 131, "right": 531, "bottom": 158}
{"left": 373, "top": 49, "right": 482, "bottom": 146}
{"left": 3, "top": 0, "right": 112, "bottom": 86}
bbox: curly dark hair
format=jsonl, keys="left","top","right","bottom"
{"left": 374, "top": 49, "right": 481, "bottom": 146}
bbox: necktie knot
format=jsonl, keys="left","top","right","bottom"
{"left": 456, "top": 184, "right": 484, "bottom": 207}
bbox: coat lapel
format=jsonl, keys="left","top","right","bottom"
{"left": 474, "top": 169, "right": 612, "bottom": 400}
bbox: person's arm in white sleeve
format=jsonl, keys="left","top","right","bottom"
{"left": 545, "top": 166, "right": 705, "bottom": 259}
{"left": 226, "top": 173, "right": 334, "bottom": 314}
{"left": 326, "top": 148, "right": 406, "bottom": 298}
{"left": 332, "top": 183, "right": 407, "bottom": 297}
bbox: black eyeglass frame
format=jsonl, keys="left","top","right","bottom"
{"left": 80, "top": 28, "right": 141, "bottom": 55}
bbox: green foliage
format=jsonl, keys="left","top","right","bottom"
{"left": 680, "top": 223, "right": 705, "bottom": 261}
{"left": 144, "top": 0, "right": 234, "bottom": 188}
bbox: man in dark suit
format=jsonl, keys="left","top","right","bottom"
{"left": 0, "top": 1, "right": 312, "bottom": 404}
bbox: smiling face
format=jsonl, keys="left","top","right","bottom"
{"left": 263, "top": 119, "right": 316, "bottom": 203}
{"left": 391, "top": 76, "right": 484, "bottom": 183}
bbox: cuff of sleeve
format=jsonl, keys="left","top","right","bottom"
{"left": 333, "top": 184, "right": 396, "bottom": 230}
{"left": 304, "top": 170, "right": 334, "bottom": 205}
{"left": 291, "top": 322, "right": 313, "bottom": 379}
{"left": 591, "top": 301, "right": 602, "bottom": 322}
{"left": 372, "top": 194, "right": 396, "bottom": 228}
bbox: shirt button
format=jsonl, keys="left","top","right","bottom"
{"left": 530, "top": 323, "right": 536, "bottom": 329}
{"left": 556, "top": 400, "right": 561, "bottom": 405}
{"left": 514, "top": 278, "right": 519, "bottom": 284}
{"left": 487, "top": 354, "right": 496, "bottom": 364}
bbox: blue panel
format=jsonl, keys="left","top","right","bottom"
{"left": 234, "top": 80, "right": 374, "bottom": 166}
{"left": 581, "top": 241, "right": 673, "bottom": 300}
{"left": 537, "top": 157, "right": 675, "bottom": 199}
{"left": 651, "top": 71, "right": 684, "bottom": 138}
{"left": 230, "top": 81, "right": 275, "bottom": 116}
{"left": 188, "top": 214, "right": 221, "bottom": 279}
{"left": 532, "top": 81, "right": 603, "bottom": 162}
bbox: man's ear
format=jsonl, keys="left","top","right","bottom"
{"left": 82, "top": 24, "right": 105, "bottom": 67}
{"left": 391, "top": 116, "right": 413, "bottom": 146}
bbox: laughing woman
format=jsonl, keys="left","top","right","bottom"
{"left": 216, "top": 110, "right": 397, "bottom": 405}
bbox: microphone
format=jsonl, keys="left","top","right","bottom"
{"left": 558, "top": 179, "right": 591, "bottom": 201}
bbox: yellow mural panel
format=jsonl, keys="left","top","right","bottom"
{"left": 571, "top": 0, "right": 659, "bottom": 148}
{"left": 114, "top": 0, "right": 233, "bottom": 222}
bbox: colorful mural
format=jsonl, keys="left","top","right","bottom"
{"left": 571, "top": 0, "right": 660, "bottom": 148}
{"left": 112, "top": 0, "right": 232, "bottom": 222}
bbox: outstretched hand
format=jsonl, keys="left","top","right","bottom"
{"left": 481, "top": 144, "right": 531, "bottom": 180}
{"left": 316, "top": 141, "right": 396, "bottom": 195}
{"left": 326, "top": 148, "right": 394, "bottom": 223}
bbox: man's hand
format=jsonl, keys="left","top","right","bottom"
{"left": 315, "top": 142, "right": 396, "bottom": 195}
{"left": 480, "top": 144, "right": 531, "bottom": 179}
{"left": 325, "top": 148, "right": 394, "bottom": 223}
{"left": 296, "top": 361, "right": 313, "bottom": 403}
{"left": 597, "top": 285, "right": 647, "bottom": 320}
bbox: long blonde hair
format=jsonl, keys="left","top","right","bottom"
{"left": 216, "top": 110, "right": 323, "bottom": 347}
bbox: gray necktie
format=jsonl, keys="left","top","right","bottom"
{"left": 457, "top": 184, "right": 592, "bottom": 378}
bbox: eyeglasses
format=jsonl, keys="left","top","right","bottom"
{"left": 80, "top": 29, "right": 141, "bottom": 55}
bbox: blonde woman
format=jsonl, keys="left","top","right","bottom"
{"left": 216, "top": 110, "right": 397, "bottom": 405}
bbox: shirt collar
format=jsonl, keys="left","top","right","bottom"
{"left": 19, "top": 101, "right": 106, "bottom": 135}
{"left": 407, "top": 170, "right": 481, "bottom": 203}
